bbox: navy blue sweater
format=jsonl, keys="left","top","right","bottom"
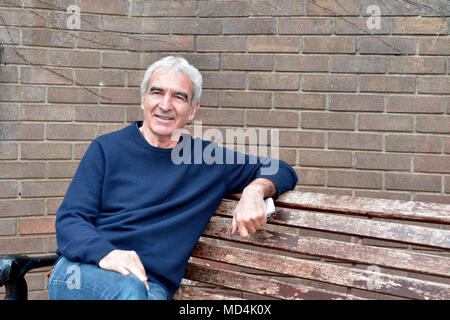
{"left": 55, "top": 121, "right": 298, "bottom": 298}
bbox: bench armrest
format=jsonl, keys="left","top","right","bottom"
{"left": 0, "top": 255, "right": 59, "bottom": 300}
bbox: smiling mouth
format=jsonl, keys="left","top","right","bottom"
{"left": 154, "top": 114, "right": 175, "bottom": 121}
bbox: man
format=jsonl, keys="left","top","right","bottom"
{"left": 49, "top": 56, "right": 298, "bottom": 300}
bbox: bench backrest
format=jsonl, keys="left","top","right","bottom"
{"left": 174, "top": 192, "right": 450, "bottom": 300}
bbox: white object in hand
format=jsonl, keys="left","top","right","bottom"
{"left": 264, "top": 197, "right": 276, "bottom": 218}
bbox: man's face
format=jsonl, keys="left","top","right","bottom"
{"left": 141, "top": 69, "right": 199, "bottom": 141}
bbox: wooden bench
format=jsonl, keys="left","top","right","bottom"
{"left": 1, "top": 191, "right": 449, "bottom": 300}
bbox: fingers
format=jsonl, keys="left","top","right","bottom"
{"left": 99, "top": 249, "right": 150, "bottom": 291}
{"left": 232, "top": 209, "right": 266, "bottom": 239}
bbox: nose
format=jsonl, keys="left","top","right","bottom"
{"left": 159, "top": 94, "right": 172, "bottom": 112}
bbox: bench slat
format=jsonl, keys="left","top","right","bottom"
{"left": 217, "top": 200, "right": 450, "bottom": 249}
{"left": 185, "top": 260, "right": 363, "bottom": 300}
{"left": 267, "top": 192, "right": 450, "bottom": 224}
{"left": 193, "top": 240, "right": 450, "bottom": 300}
{"left": 203, "top": 218, "right": 450, "bottom": 278}
{"left": 174, "top": 284, "right": 243, "bottom": 300}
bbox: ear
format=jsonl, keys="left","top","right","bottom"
{"left": 188, "top": 102, "right": 200, "bottom": 121}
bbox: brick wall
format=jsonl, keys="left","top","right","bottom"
{"left": 0, "top": 0, "right": 449, "bottom": 299}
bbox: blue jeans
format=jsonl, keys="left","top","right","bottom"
{"left": 48, "top": 257, "right": 168, "bottom": 300}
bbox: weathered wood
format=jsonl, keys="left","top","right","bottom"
{"left": 217, "top": 200, "right": 450, "bottom": 249}
{"left": 228, "top": 192, "right": 450, "bottom": 224}
{"left": 184, "top": 260, "right": 363, "bottom": 300}
{"left": 202, "top": 217, "right": 450, "bottom": 278}
{"left": 192, "top": 240, "right": 450, "bottom": 300}
{"left": 174, "top": 284, "right": 243, "bottom": 300}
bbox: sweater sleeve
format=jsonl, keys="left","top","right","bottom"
{"left": 224, "top": 148, "right": 298, "bottom": 198}
{"left": 55, "top": 140, "right": 116, "bottom": 265}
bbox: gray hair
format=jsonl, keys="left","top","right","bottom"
{"left": 140, "top": 56, "right": 202, "bottom": 108}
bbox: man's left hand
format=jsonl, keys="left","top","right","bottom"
{"left": 231, "top": 178, "right": 276, "bottom": 238}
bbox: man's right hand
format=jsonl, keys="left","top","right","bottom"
{"left": 98, "top": 249, "right": 149, "bottom": 291}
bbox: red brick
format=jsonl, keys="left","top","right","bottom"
{"left": 414, "top": 155, "right": 450, "bottom": 173}
{"left": 19, "top": 217, "right": 55, "bottom": 235}
{"left": 330, "top": 56, "right": 385, "bottom": 73}
{"left": 0, "top": 85, "right": 46, "bottom": 102}
{"left": 419, "top": 37, "right": 450, "bottom": 55}
{"left": 0, "top": 219, "right": 16, "bottom": 236}
{"left": 100, "top": 88, "right": 140, "bottom": 105}
{"left": 0, "top": 199, "right": 44, "bottom": 217}
{"left": 0, "top": 123, "right": 44, "bottom": 140}
{"left": 132, "top": 0, "right": 197, "bottom": 17}
{"left": 328, "top": 170, "right": 382, "bottom": 189}
{"left": 75, "top": 69, "right": 125, "bottom": 86}
{"left": 275, "top": 55, "right": 328, "bottom": 72}
{"left": 386, "top": 134, "right": 442, "bottom": 153}
{"left": 47, "top": 198, "right": 63, "bottom": 215}
{"left": 1, "top": 47, "right": 48, "bottom": 66}
{"left": 251, "top": 0, "right": 304, "bottom": 16}
{"left": 102, "top": 52, "right": 141, "bottom": 69}
{"left": 248, "top": 73, "right": 299, "bottom": 90}
{"left": 355, "top": 191, "right": 411, "bottom": 201}
{"left": 387, "top": 96, "right": 445, "bottom": 113}
{"left": 197, "top": 36, "right": 247, "bottom": 52}
{"left": 48, "top": 49, "right": 101, "bottom": 68}
{"left": 0, "top": 162, "right": 45, "bottom": 178}
{"left": 1, "top": 8, "right": 47, "bottom": 27}
{"left": 198, "top": 0, "right": 250, "bottom": 17}
{"left": 303, "top": 37, "right": 355, "bottom": 53}
{"left": 221, "top": 54, "right": 271, "bottom": 71}
{"left": 21, "top": 66, "right": 72, "bottom": 85}
{"left": 0, "top": 143, "right": 18, "bottom": 160}
{"left": 0, "top": 66, "right": 18, "bottom": 83}
{"left": 0, "top": 26, "right": 20, "bottom": 44}
{"left": 130, "top": 35, "right": 194, "bottom": 52}
{"left": 195, "top": 108, "right": 244, "bottom": 126}
{"left": 274, "top": 93, "right": 326, "bottom": 110}
{"left": 295, "top": 168, "right": 325, "bottom": 186}
{"left": 446, "top": 137, "right": 450, "bottom": 154}
{"left": 78, "top": 0, "right": 128, "bottom": 14}
{"left": 279, "top": 131, "right": 325, "bottom": 148}
{"left": 223, "top": 18, "right": 274, "bottom": 34}
{"left": 221, "top": 91, "right": 271, "bottom": 109}
{"left": 202, "top": 72, "right": 246, "bottom": 90}
{"left": 303, "top": 75, "right": 357, "bottom": 92}
{"left": 48, "top": 161, "right": 79, "bottom": 178}
{"left": 103, "top": 16, "right": 169, "bottom": 34}
{"left": 48, "top": 11, "right": 101, "bottom": 32}
{"left": 21, "top": 143, "right": 72, "bottom": 160}
{"left": 21, "top": 104, "right": 72, "bottom": 121}
{"left": 0, "top": 181, "right": 18, "bottom": 198}
{"left": 75, "top": 106, "right": 124, "bottom": 122}
{"left": 0, "top": 237, "right": 47, "bottom": 255}
{"left": 356, "top": 152, "right": 411, "bottom": 171}
{"left": 388, "top": 57, "right": 446, "bottom": 74}
{"left": 329, "top": 94, "right": 383, "bottom": 112}
{"left": 414, "top": 194, "right": 450, "bottom": 205}
{"left": 46, "top": 124, "right": 97, "bottom": 141}
{"left": 299, "top": 150, "right": 352, "bottom": 168}
{"left": 393, "top": 17, "right": 447, "bottom": 34}
{"left": 418, "top": 77, "right": 450, "bottom": 94}
{"left": 416, "top": 116, "right": 450, "bottom": 133}
{"left": 247, "top": 110, "right": 298, "bottom": 128}
{"left": 48, "top": 87, "right": 99, "bottom": 104}
{"left": 248, "top": 36, "right": 299, "bottom": 53}
{"left": 301, "top": 112, "right": 355, "bottom": 130}
{"left": 358, "top": 114, "right": 414, "bottom": 132}
{"left": 361, "top": 0, "right": 421, "bottom": 15}
{"left": 446, "top": 176, "right": 450, "bottom": 193}
{"left": 77, "top": 31, "right": 128, "bottom": 50}
{"left": 306, "top": 0, "right": 359, "bottom": 16}
{"left": 279, "top": 18, "right": 331, "bottom": 34}
{"left": 21, "top": 181, "right": 70, "bottom": 198}
{"left": 328, "top": 132, "right": 382, "bottom": 151}
{"left": 0, "top": 104, "right": 19, "bottom": 120}
{"left": 335, "top": 17, "right": 390, "bottom": 34}
{"left": 360, "top": 75, "right": 415, "bottom": 93}
{"left": 385, "top": 173, "right": 441, "bottom": 192}
{"left": 359, "top": 37, "right": 416, "bottom": 55}
{"left": 22, "top": 29, "right": 74, "bottom": 48}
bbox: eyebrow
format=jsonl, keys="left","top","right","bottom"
{"left": 149, "top": 86, "right": 189, "bottom": 101}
